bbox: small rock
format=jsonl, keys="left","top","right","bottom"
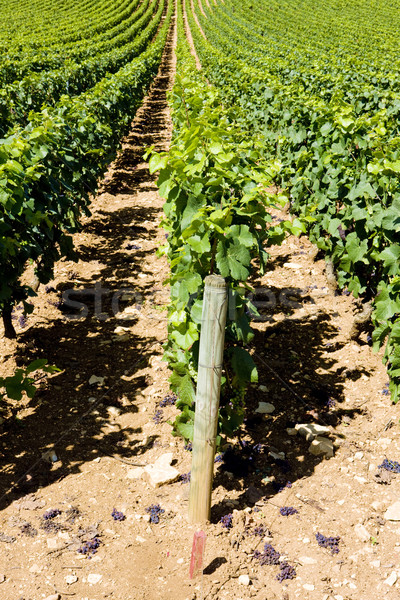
{"left": 143, "top": 453, "right": 180, "bottom": 488}
{"left": 303, "top": 537, "right": 310, "bottom": 544}
{"left": 303, "top": 583, "right": 315, "bottom": 591}
{"left": 88, "top": 574, "right": 102, "bottom": 584}
{"left": 177, "top": 558, "right": 184, "bottom": 564}
{"left": 354, "top": 476, "right": 367, "bottom": 484}
{"left": 89, "top": 375, "right": 105, "bottom": 386}
{"left": 334, "top": 596, "right": 344, "bottom": 600}
{"left": 354, "top": 523, "right": 371, "bottom": 542}
{"left": 258, "top": 385, "right": 268, "bottom": 392}
{"left": 295, "top": 423, "right": 331, "bottom": 441}
{"left": 354, "top": 451, "right": 364, "bottom": 460}
{"left": 308, "top": 436, "right": 334, "bottom": 458}
{"left": 284, "top": 262, "right": 302, "bottom": 269}
{"left": 299, "top": 556, "right": 317, "bottom": 565}
{"left": 47, "top": 538, "right": 59, "bottom": 549}
{"left": 15, "top": 494, "right": 46, "bottom": 510}
{"left": 269, "top": 451, "right": 285, "bottom": 460}
{"left": 0, "top": 574, "right": 4, "bottom": 583}
{"left": 384, "top": 571, "right": 397, "bottom": 586}
{"left": 29, "top": 563, "right": 42, "bottom": 573}
{"left": 42, "top": 450, "right": 58, "bottom": 463}
{"left": 384, "top": 501, "right": 400, "bottom": 521}
{"left": 44, "top": 595, "right": 60, "bottom": 600}
{"left": 106, "top": 406, "right": 121, "bottom": 418}
{"left": 286, "top": 428, "right": 297, "bottom": 436}
{"left": 127, "top": 467, "right": 145, "bottom": 479}
{"left": 255, "top": 402, "right": 275, "bottom": 414}
{"left": 370, "top": 560, "right": 381, "bottom": 568}
{"left": 136, "top": 535, "right": 146, "bottom": 543}
{"left": 238, "top": 574, "right": 250, "bottom": 586}
{"left": 65, "top": 575, "right": 78, "bottom": 584}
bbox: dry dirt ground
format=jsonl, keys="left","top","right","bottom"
{"left": 1, "top": 14, "right": 400, "bottom": 600}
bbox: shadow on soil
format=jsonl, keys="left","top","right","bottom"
{"left": 210, "top": 263, "right": 371, "bottom": 523}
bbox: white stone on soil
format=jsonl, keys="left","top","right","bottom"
{"left": 295, "top": 423, "right": 331, "bottom": 441}
{"left": 384, "top": 571, "right": 398, "bottom": 586}
{"left": 143, "top": 452, "right": 180, "bottom": 488}
{"left": 308, "top": 436, "right": 334, "bottom": 458}
{"left": 238, "top": 574, "right": 250, "bottom": 586}
{"left": 65, "top": 575, "right": 78, "bottom": 584}
{"left": 88, "top": 574, "right": 102, "bottom": 584}
{"left": 255, "top": 402, "right": 275, "bottom": 414}
{"left": 384, "top": 501, "right": 400, "bottom": 521}
{"left": 354, "top": 523, "right": 371, "bottom": 542}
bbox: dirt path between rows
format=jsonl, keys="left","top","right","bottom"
{"left": 1, "top": 6, "right": 400, "bottom": 600}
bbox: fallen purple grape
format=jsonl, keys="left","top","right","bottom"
{"left": 180, "top": 472, "right": 191, "bottom": 484}
{"left": 254, "top": 543, "right": 280, "bottom": 565}
{"left": 159, "top": 393, "right": 177, "bottom": 407}
{"left": 111, "top": 508, "right": 126, "bottom": 521}
{"left": 78, "top": 536, "right": 101, "bottom": 558}
{"left": 315, "top": 531, "right": 340, "bottom": 554}
{"left": 277, "top": 561, "right": 296, "bottom": 581}
{"left": 279, "top": 506, "right": 298, "bottom": 516}
{"left": 378, "top": 458, "right": 400, "bottom": 473}
{"left": 220, "top": 513, "right": 233, "bottom": 529}
{"left": 145, "top": 504, "right": 164, "bottom": 524}
{"left": 43, "top": 509, "right": 62, "bottom": 520}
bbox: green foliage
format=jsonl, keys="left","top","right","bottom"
{"left": 0, "top": 359, "right": 59, "bottom": 403}
{"left": 149, "top": 3, "right": 293, "bottom": 440}
{"left": 185, "top": 0, "right": 400, "bottom": 402}
{"left": 0, "top": 2, "right": 173, "bottom": 329}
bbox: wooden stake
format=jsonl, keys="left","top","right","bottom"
{"left": 189, "top": 274, "right": 227, "bottom": 524}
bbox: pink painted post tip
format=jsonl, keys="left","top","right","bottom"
{"left": 189, "top": 530, "right": 206, "bottom": 579}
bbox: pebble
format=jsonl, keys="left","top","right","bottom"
{"left": 88, "top": 573, "right": 102, "bottom": 584}
{"left": 303, "top": 583, "right": 315, "bottom": 591}
{"left": 106, "top": 406, "right": 121, "bottom": 418}
{"left": 308, "top": 436, "right": 334, "bottom": 458}
{"left": 136, "top": 535, "right": 146, "bottom": 543}
{"left": 370, "top": 560, "right": 381, "bottom": 568}
{"left": 303, "top": 537, "right": 310, "bottom": 544}
{"left": 65, "top": 575, "right": 78, "bottom": 584}
{"left": 384, "top": 571, "right": 398, "bottom": 586}
{"left": 354, "top": 476, "right": 367, "bottom": 484}
{"left": 295, "top": 423, "right": 331, "bottom": 441}
{"left": 258, "top": 385, "right": 268, "bottom": 392}
{"left": 47, "top": 538, "right": 59, "bottom": 549}
{"left": 143, "top": 453, "right": 180, "bottom": 487}
{"left": 284, "top": 262, "right": 302, "bottom": 269}
{"left": 44, "top": 595, "right": 60, "bottom": 600}
{"left": 354, "top": 451, "right": 364, "bottom": 460}
{"left": 354, "top": 523, "right": 371, "bottom": 542}
{"left": 299, "top": 556, "right": 317, "bottom": 565}
{"left": 177, "top": 558, "right": 184, "bottom": 564}
{"left": 255, "top": 402, "right": 275, "bottom": 414}
{"left": 89, "top": 375, "right": 105, "bottom": 386}
{"left": 238, "top": 574, "right": 250, "bottom": 586}
{"left": 0, "top": 574, "right": 4, "bottom": 583}
{"left": 384, "top": 501, "right": 400, "bottom": 521}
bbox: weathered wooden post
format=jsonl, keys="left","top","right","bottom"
{"left": 189, "top": 274, "right": 227, "bottom": 523}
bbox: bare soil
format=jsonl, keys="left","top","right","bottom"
{"left": 1, "top": 14, "right": 400, "bottom": 600}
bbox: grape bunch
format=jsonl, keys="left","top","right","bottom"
{"left": 184, "top": 442, "right": 193, "bottom": 451}
{"left": 279, "top": 506, "right": 298, "bottom": 516}
{"left": 78, "top": 537, "right": 101, "bottom": 558}
{"left": 254, "top": 543, "right": 281, "bottom": 566}
{"left": 276, "top": 562, "right": 296, "bottom": 581}
{"left": 214, "top": 453, "right": 224, "bottom": 463}
{"left": 315, "top": 532, "right": 340, "bottom": 554}
{"left": 378, "top": 458, "right": 400, "bottom": 473}
{"left": 145, "top": 504, "right": 165, "bottom": 524}
{"left": 252, "top": 524, "right": 268, "bottom": 537}
{"left": 220, "top": 513, "right": 233, "bottom": 529}
{"left": 43, "top": 508, "right": 61, "bottom": 520}
{"left": 159, "top": 393, "right": 177, "bottom": 407}
{"left": 180, "top": 472, "right": 191, "bottom": 484}
{"left": 152, "top": 409, "right": 163, "bottom": 424}
{"left": 111, "top": 508, "right": 126, "bottom": 521}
